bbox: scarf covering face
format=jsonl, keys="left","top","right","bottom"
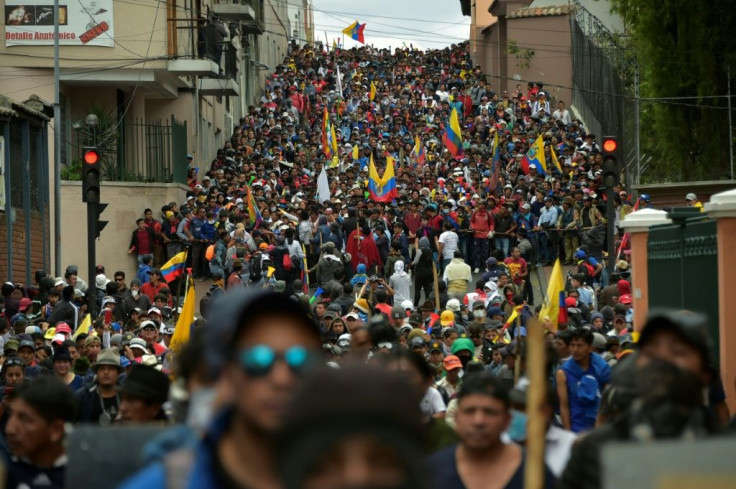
{"left": 394, "top": 261, "right": 407, "bottom": 277}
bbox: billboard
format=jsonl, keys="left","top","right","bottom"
{"left": 4, "top": 0, "right": 114, "bottom": 47}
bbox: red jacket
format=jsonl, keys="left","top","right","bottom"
{"left": 470, "top": 209, "right": 494, "bottom": 238}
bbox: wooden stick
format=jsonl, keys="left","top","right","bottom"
{"left": 524, "top": 317, "right": 546, "bottom": 489}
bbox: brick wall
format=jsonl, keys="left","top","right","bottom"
{"left": 0, "top": 206, "right": 50, "bottom": 282}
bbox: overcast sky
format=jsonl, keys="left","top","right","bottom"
{"left": 312, "top": 0, "right": 471, "bottom": 50}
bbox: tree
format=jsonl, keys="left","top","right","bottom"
{"left": 611, "top": 0, "right": 736, "bottom": 181}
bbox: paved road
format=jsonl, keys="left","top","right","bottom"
{"left": 189, "top": 261, "right": 574, "bottom": 316}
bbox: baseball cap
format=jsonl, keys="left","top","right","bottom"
{"left": 428, "top": 341, "right": 442, "bottom": 353}
{"left": 443, "top": 355, "right": 463, "bottom": 371}
{"left": 55, "top": 323, "right": 72, "bottom": 335}
{"left": 487, "top": 306, "right": 505, "bottom": 318}
{"left": 409, "top": 337, "right": 426, "bottom": 349}
{"left": 619, "top": 294, "right": 632, "bottom": 305}
{"left": 440, "top": 310, "right": 455, "bottom": 326}
{"left": 446, "top": 299, "right": 461, "bottom": 312}
{"left": 18, "top": 297, "right": 32, "bottom": 312}
{"left": 592, "top": 332, "right": 607, "bottom": 350}
{"left": 685, "top": 193, "right": 697, "bottom": 201}
{"left": 391, "top": 306, "right": 405, "bottom": 319}
{"left": 129, "top": 337, "right": 148, "bottom": 353}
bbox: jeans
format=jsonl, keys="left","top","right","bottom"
{"left": 474, "top": 237, "right": 489, "bottom": 269}
{"left": 495, "top": 237, "right": 510, "bottom": 258}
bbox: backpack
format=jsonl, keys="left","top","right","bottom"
{"left": 250, "top": 252, "right": 263, "bottom": 281}
{"left": 283, "top": 253, "right": 294, "bottom": 272}
{"left": 576, "top": 261, "right": 596, "bottom": 285}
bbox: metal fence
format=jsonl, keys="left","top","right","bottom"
{"left": 570, "top": 2, "right": 637, "bottom": 190}
{"left": 119, "top": 116, "right": 188, "bottom": 184}
{"left": 647, "top": 210, "right": 719, "bottom": 365}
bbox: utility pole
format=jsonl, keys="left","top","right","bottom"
{"left": 634, "top": 63, "right": 641, "bottom": 186}
{"left": 53, "top": 0, "right": 61, "bottom": 275}
{"left": 728, "top": 65, "right": 734, "bottom": 180}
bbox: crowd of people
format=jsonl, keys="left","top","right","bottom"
{"left": 0, "top": 40, "right": 732, "bottom": 489}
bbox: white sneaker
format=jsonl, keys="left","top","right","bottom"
{"left": 473, "top": 268, "right": 480, "bottom": 273}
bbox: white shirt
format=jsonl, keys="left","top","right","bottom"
{"left": 553, "top": 108, "right": 572, "bottom": 125}
{"left": 501, "top": 425, "right": 576, "bottom": 477}
{"left": 420, "top": 387, "right": 446, "bottom": 418}
{"left": 438, "top": 230, "right": 459, "bottom": 260}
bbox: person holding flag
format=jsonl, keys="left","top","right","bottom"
{"left": 442, "top": 108, "right": 463, "bottom": 157}
{"left": 520, "top": 135, "right": 547, "bottom": 175}
{"left": 368, "top": 155, "right": 398, "bottom": 203}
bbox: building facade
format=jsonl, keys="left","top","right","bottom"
{"left": 1, "top": 0, "right": 309, "bottom": 276}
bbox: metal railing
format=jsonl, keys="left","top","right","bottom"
{"left": 118, "top": 116, "right": 188, "bottom": 184}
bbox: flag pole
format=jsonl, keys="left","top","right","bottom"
{"left": 174, "top": 251, "right": 189, "bottom": 308}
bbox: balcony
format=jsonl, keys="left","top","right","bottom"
{"left": 212, "top": 0, "right": 256, "bottom": 22}
{"left": 167, "top": 59, "right": 220, "bottom": 77}
{"left": 198, "top": 77, "right": 239, "bottom": 96}
{"left": 198, "top": 45, "right": 239, "bottom": 96}
{"left": 213, "top": 0, "right": 264, "bottom": 34}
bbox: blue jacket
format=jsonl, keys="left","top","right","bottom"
{"left": 561, "top": 353, "right": 611, "bottom": 433}
{"left": 118, "top": 410, "right": 232, "bottom": 489}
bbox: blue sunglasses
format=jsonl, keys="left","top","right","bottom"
{"left": 238, "top": 345, "right": 316, "bottom": 377}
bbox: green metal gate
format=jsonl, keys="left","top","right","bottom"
{"left": 647, "top": 208, "right": 719, "bottom": 365}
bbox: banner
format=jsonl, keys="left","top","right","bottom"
{"left": 5, "top": 0, "right": 115, "bottom": 47}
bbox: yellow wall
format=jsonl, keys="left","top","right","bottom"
{"left": 59, "top": 181, "right": 190, "bottom": 281}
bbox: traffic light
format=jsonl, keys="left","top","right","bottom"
{"left": 601, "top": 136, "right": 620, "bottom": 188}
{"left": 95, "top": 202, "right": 108, "bottom": 238}
{"left": 82, "top": 146, "right": 101, "bottom": 203}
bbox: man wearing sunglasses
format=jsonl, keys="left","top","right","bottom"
{"left": 120, "top": 289, "right": 321, "bottom": 489}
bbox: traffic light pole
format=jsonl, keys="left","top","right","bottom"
{"left": 605, "top": 186, "right": 615, "bottom": 274}
{"left": 87, "top": 203, "right": 98, "bottom": 319}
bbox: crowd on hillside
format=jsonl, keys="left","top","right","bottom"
{"left": 0, "top": 40, "right": 731, "bottom": 489}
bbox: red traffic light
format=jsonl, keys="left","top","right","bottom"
{"left": 602, "top": 139, "right": 618, "bottom": 153}
{"left": 84, "top": 150, "right": 100, "bottom": 165}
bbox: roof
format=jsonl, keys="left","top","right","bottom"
{"left": 0, "top": 94, "right": 51, "bottom": 121}
{"left": 507, "top": 4, "right": 572, "bottom": 19}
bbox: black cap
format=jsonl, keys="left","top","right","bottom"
{"left": 638, "top": 309, "right": 714, "bottom": 372}
{"left": 119, "top": 365, "right": 170, "bottom": 404}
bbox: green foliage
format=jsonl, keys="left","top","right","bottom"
{"left": 611, "top": 0, "right": 736, "bottom": 181}
{"left": 506, "top": 39, "right": 535, "bottom": 71}
{"left": 60, "top": 158, "right": 83, "bottom": 181}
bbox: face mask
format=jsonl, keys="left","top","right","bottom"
{"left": 271, "top": 207, "right": 277, "bottom": 212}
{"left": 442, "top": 209, "right": 449, "bottom": 214}
{"left": 131, "top": 289, "right": 139, "bottom": 298}
{"left": 507, "top": 409, "right": 528, "bottom": 443}
{"left": 473, "top": 310, "right": 486, "bottom": 319}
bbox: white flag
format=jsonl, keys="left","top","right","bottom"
{"left": 336, "top": 65, "right": 344, "bottom": 99}
{"left": 317, "top": 167, "right": 331, "bottom": 204}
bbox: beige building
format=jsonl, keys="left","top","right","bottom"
{"left": 462, "top": 0, "right": 622, "bottom": 107}
{"left": 0, "top": 0, "right": 307, "bottom": 278}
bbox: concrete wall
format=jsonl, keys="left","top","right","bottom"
{"left": 59, "top": 181, "right": 189, "bottom": 282}
{"left": 470, "top": 0, "right": 497, "bottom": 66}
{"left": 506, "top": 15, "right": 572, "bottom": 102}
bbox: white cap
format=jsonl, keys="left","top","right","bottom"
{"left": 685, "top": 192, "right": 697, "bottom": 201}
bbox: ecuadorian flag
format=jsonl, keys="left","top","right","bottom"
{"left": 368, "top": 155, "right": 397, "bottom": 203}
{"left": 342, "top": 20, "right": 366, "bottom": 44}
{"left": 412, "top": 135, "right": 426, "bottom": 164}
{"left": 161, "top": 251, "right": 187, "bottom": 283}
{"left": 443, "top": 108, "right": 463, "bottom": 157}
{"left": 520, "top": 135, "right": 547, "bottom": 176}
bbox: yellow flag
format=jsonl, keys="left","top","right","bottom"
{"left": 170, "top": 277, "right": 195, "bottom": 352}
{"left": 73, "top": 314, "right": 91, "bottom": 340}
{"left": 539, "top": 259, "right": 565, "bottom": 331}
{"left": 352, "top": 145, "right": 359, "bottom": 160}
{"left": 370, "top": 81, "right": 377, "bottom": 101}
{"left": 332, "top": 38, "right": 337, "bottom": 51}
{"left": 267, "top": 266, "right": 276, "bottom": 278}
{"left": 550, "top": 145, "right": 563, "bottom": 173}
